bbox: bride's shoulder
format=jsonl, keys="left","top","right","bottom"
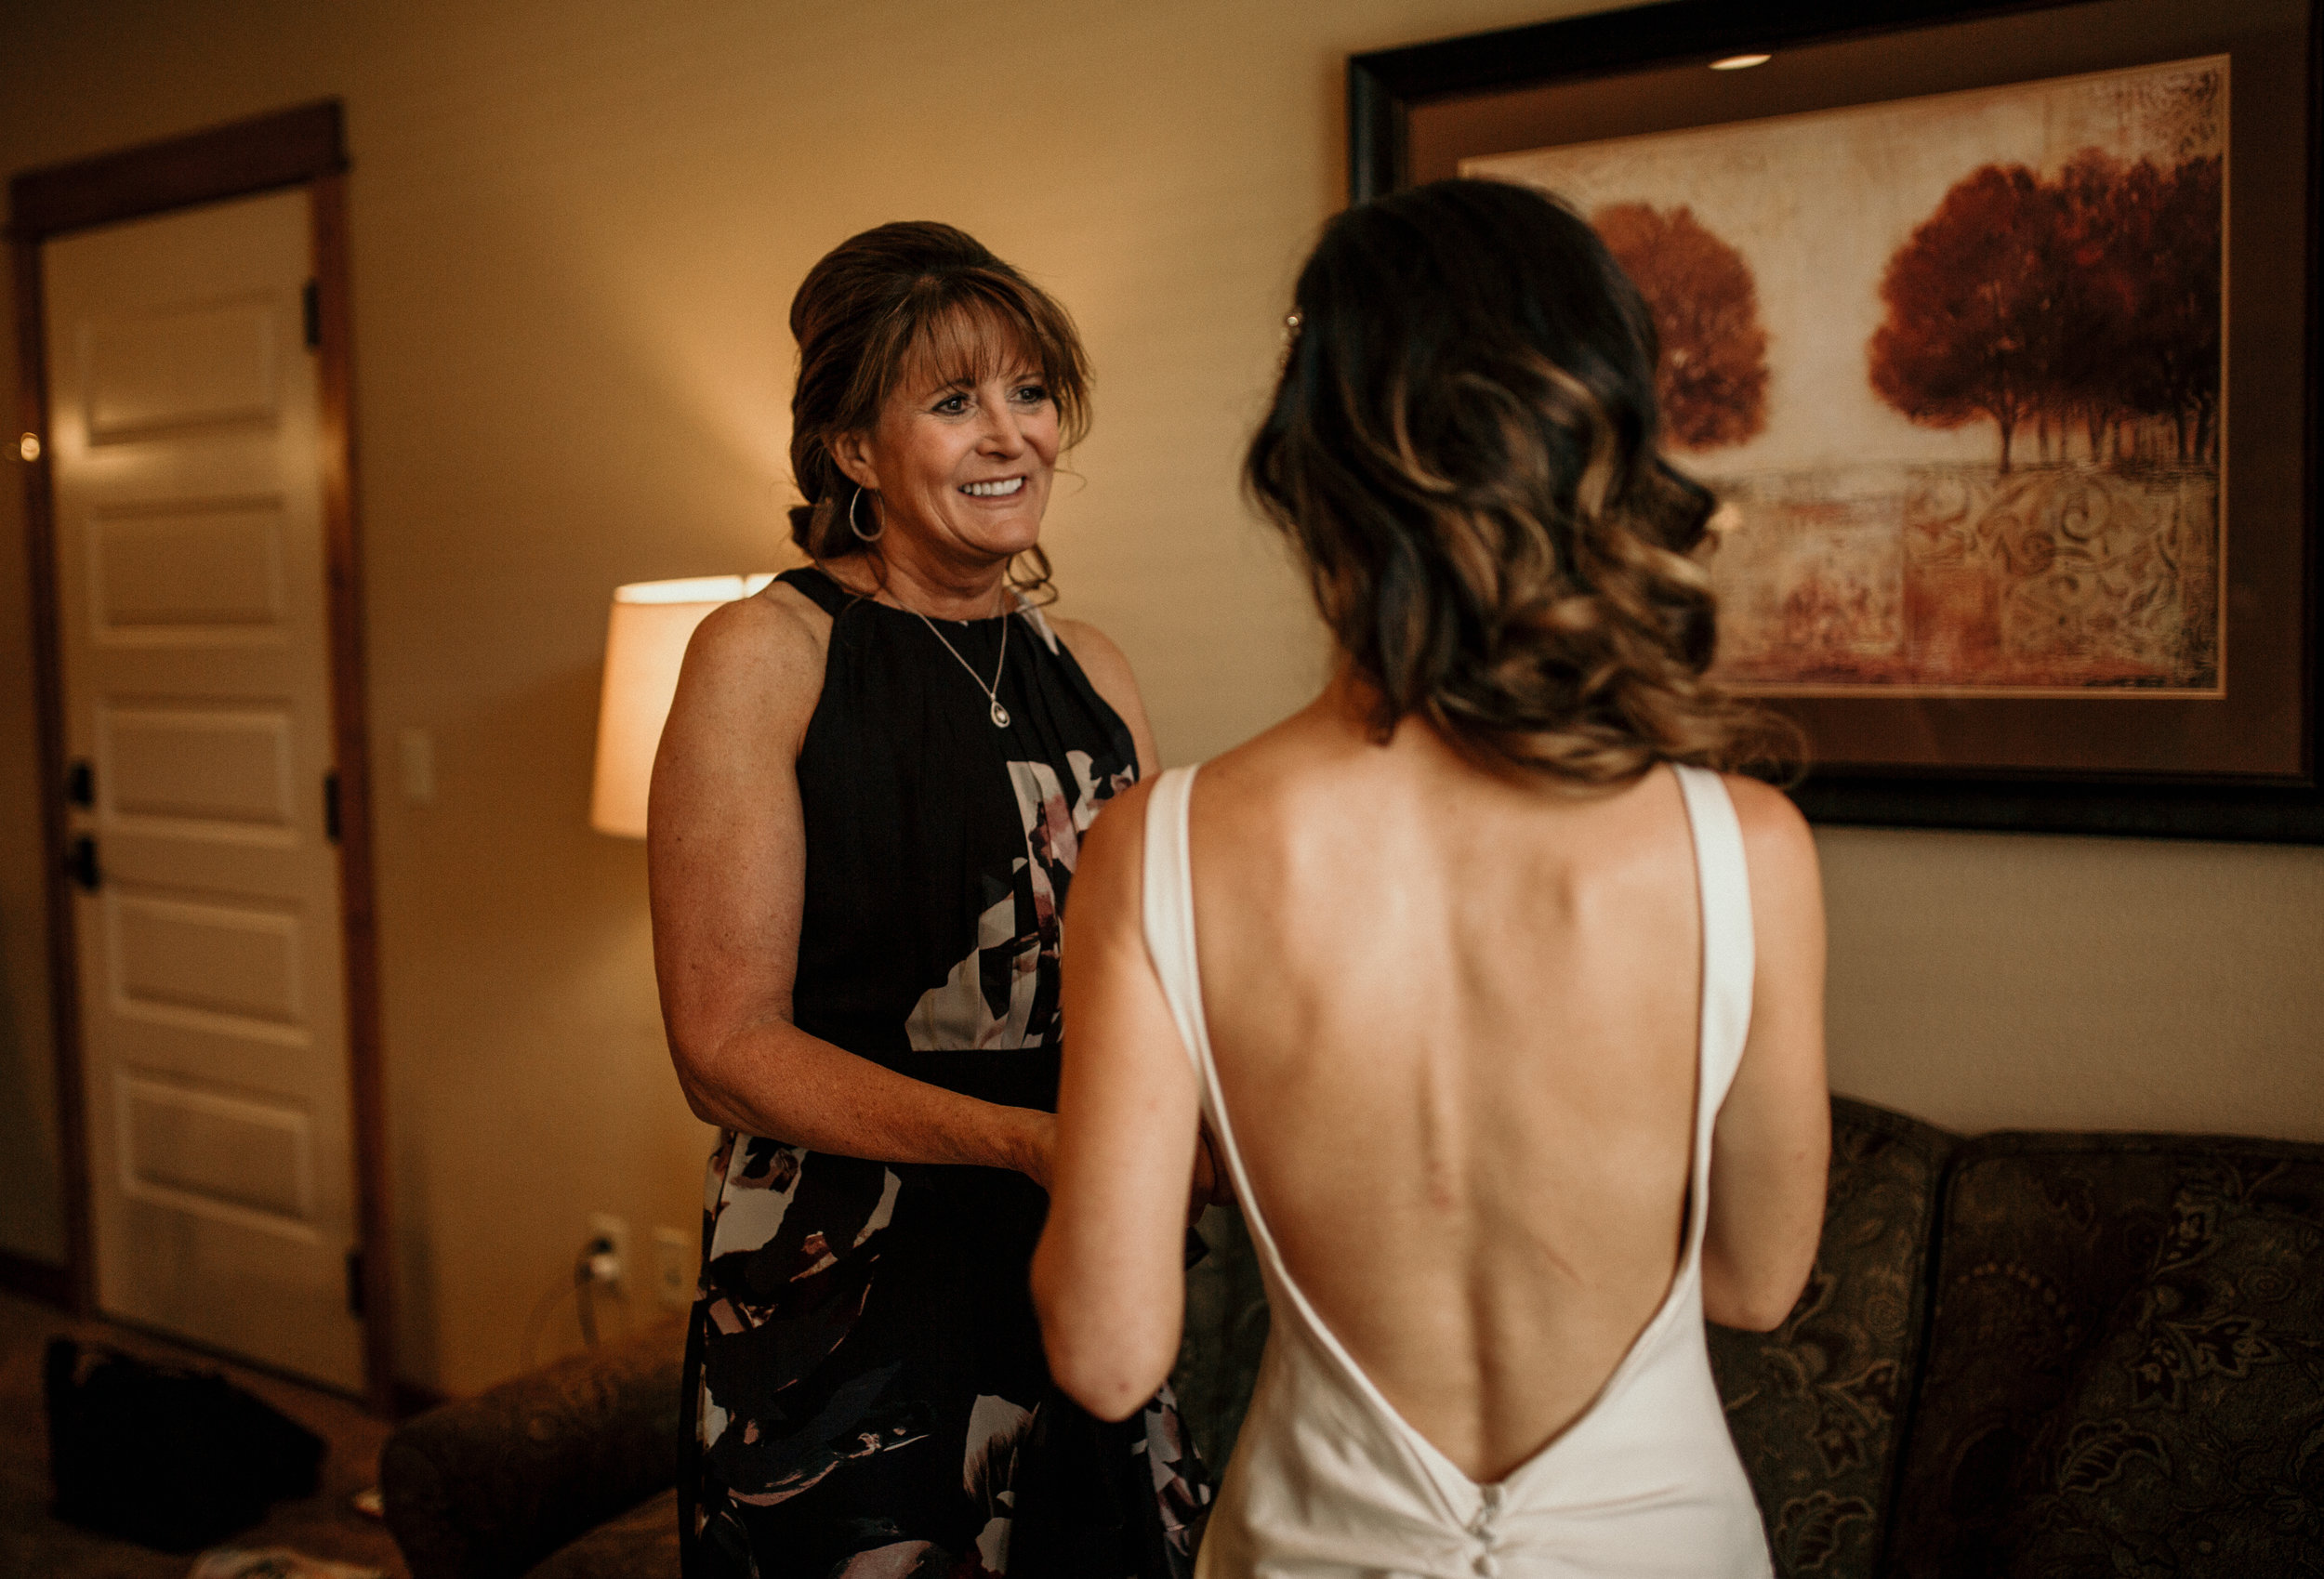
{"left": 1719, "top": 774, "right": 1816, "bottom": 867}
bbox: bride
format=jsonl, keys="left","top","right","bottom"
{"left": 1033, "top": 178, "right": 1829, "bottom": 1578}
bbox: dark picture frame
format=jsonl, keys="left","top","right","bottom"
{"left": 1352, "top": 0, "right": 2324, "bottom": 841}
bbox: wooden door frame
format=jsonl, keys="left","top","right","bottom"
{"left": 7, "top": 100, "right": 397, "bottom": 1414}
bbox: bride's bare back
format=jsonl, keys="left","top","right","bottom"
{"left": 1191, "top": 699, "right": 1705, "bottom": 1481}
{"left": 1034, "top": 678, "right": 1828, "bottom": 1483}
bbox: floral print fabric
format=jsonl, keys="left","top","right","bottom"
{"left": 1888, "top": 1133, "right": 2324, "bottom": 1579}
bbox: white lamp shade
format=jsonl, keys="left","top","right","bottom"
{"left": 589, "top": 574, "right": 773, "bottom": 837}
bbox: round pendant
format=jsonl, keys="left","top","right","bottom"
{"left": 990, "top": 700, "right": 1011, "bottom": 728}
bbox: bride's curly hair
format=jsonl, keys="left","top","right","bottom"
{"left": 1246, "top": 178, "right": 1797, "bottom": 784}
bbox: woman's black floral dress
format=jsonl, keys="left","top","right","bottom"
{"left": 680, "top": 568, "right": 1211, "bottom": 1579}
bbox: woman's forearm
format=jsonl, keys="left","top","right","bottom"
{"left": 680, "top": 1017, "right": 1051, "bottom": 1178}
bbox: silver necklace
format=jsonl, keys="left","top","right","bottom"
{"left": 910, "top": 599, "right": 1011, "bottom": 728}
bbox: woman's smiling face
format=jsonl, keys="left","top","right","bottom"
{"left": 834, "top": 311, "right": 1061, "bottom": 573}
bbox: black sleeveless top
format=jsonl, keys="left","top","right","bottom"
{"left": 680, "top": 568, "right": 1209, "bottom": 1579}
{"left": 788, "top": 565, "right": 1134, "bottom": 1092}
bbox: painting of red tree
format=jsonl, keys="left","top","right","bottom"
{"left": 1469, "top": 51, "right": 2226, "bottom": 695}
{"left": 1592, "top": 203, "right": 1769, "bottom": 450}
{"left": 1870, "top": 154, "right": 2222, "bottom": 472}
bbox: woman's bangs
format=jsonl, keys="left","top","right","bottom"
{"left": 892, "top": 296, "right": 1043, "bottom": 401}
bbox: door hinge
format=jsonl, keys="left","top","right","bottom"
{"left": 324, "top": 771, "right": 341, "bottom": 843}
{"left": 302, "top": 280, "right": 322, "bottom": 349}
{"left": 346, "top": 1247, "right": 365, "bottom": 1316}
{"left": 65, "top": 758, "right": 94, "bottom": 808}
{"left": 65, "top": 836, "right": 100, "bottom": 891}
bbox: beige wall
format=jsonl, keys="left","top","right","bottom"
{"left": 1, "top": 0, "right": 2318, "bottom": 1393}
{"left": 1821, "top": 826, "right": 2324, "bottom": 1138}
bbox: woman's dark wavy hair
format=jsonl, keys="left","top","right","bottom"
{"left": 1246, "top": 178, "right": 1797, "bottom": 783}
{"left": 786, "top": 221, "right": 1090, "bottom": 596}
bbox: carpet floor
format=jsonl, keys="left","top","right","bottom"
{"left": 0, "top": 1290, "right": 410, "bottom": 1579}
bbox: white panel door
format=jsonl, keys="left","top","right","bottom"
{"left": 45, "top": 188, "right": 363, "bottom": 1390}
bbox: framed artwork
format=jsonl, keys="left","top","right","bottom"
{"left": 1352, "top": 0, "right": 2323, "bottom": 840}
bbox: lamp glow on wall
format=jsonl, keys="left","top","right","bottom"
{"left": 589, "top": 574, "right": 774, "bottom": 837}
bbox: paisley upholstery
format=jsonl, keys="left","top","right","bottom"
{"left": 1708, "top": 1097, "right": 1956, "bottom": 1579}
{"left": 379, "top": 1317, "right": 684, "bottom": 1579}
{"left": 1887, "top": 1133, "right": 2324, "bottom": 1579}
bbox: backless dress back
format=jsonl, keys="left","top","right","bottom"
{"left": 1141, "top": 763, "right": 1772, "bottom": 1579}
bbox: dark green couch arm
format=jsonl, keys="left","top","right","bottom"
{"left": 381, "top": 1317, "right": 686, "bottom": 1579}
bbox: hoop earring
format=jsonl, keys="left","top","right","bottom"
{"left": 848, "top": 486, "right": 884, "bottom": 543}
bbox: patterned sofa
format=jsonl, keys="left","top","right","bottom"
{"left": 380, "top": 1098, "right": 2324, "bottom": 1578}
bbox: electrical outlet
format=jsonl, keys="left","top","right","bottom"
{"left": 587, "top": 1213, "right": 628, "bottom": 1294}
{"left": 653, "top": 1226, "right": 694, "bottom": 1309}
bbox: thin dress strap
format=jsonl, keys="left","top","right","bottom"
{"left": 1140, "top": 766, "right": 1208, "bottom": 1088}
{"left": 1672, "top": 764, "right": 1755, "bottom": 1137}
{"left": 1138, "top": 766, "right": 1283, "bottom": 1267}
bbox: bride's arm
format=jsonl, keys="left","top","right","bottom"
{"left": 1032, "top": 778, "right": 1206, "bottom": 1420}
{"left": 1699, "top": 775, "right": 1829, "bottom": 1331}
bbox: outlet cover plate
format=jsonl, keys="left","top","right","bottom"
{"left": 588, "top": 1212, "right": 628, "bottom": 1293}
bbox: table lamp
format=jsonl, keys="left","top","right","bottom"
{"left": 589, "top": 574, "right": 773, "bottom": 837}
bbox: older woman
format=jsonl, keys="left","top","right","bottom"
{"left": 653, "top": 223, "right": 1212, "bottom": 1579}
{"left": 1033, "top": 179, "right": 1828, "bottom": 1577}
